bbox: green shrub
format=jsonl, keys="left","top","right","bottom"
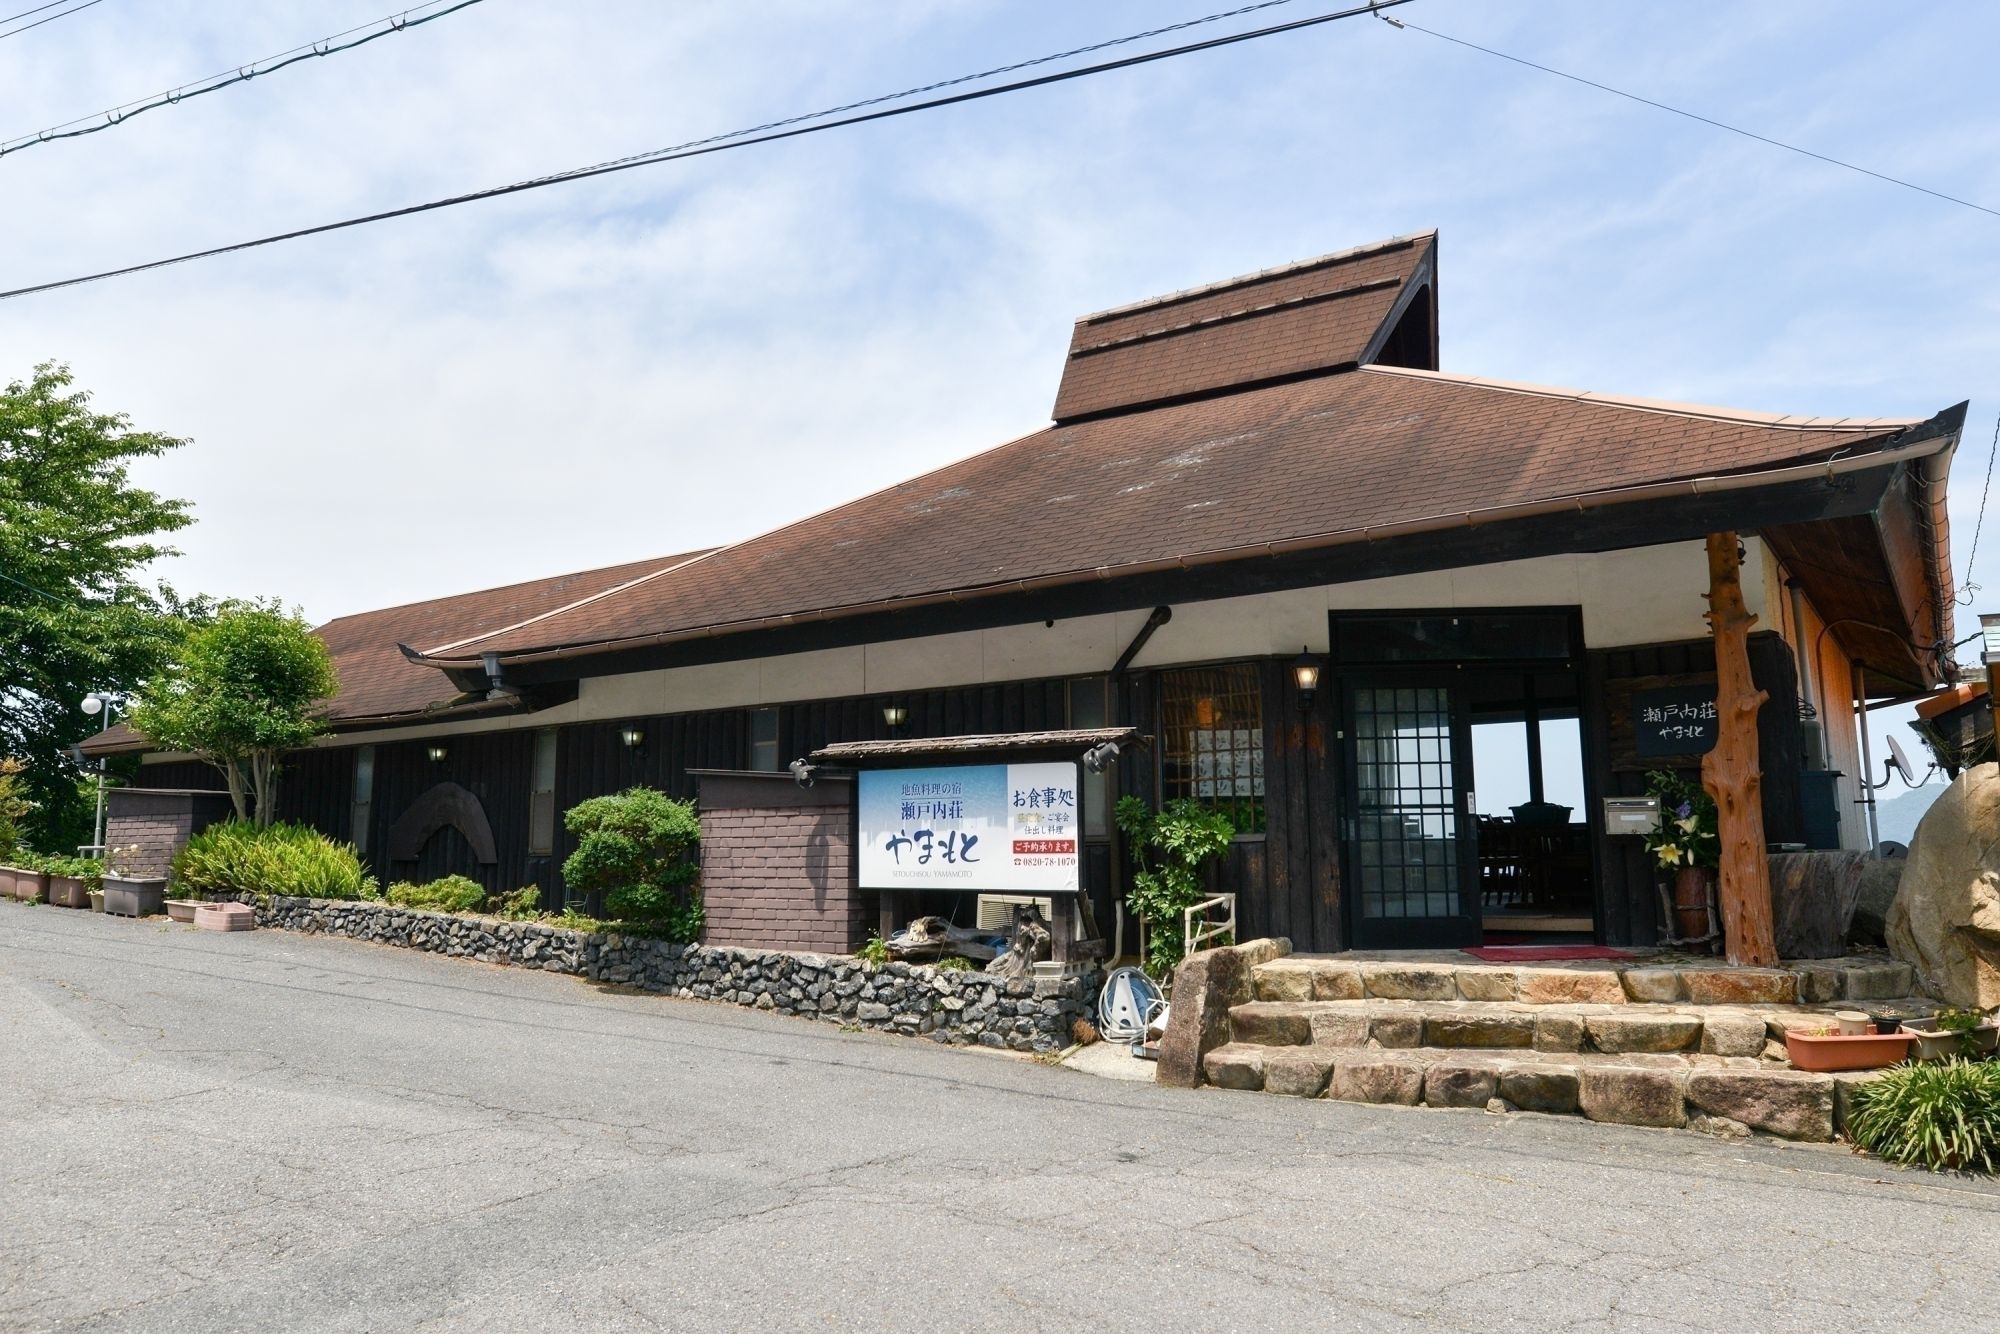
{"left": 560, "top": 787, "right": 702, "bottom": 942}
{"left": 857, "top": 932, "right": 890, "bottom": 968}
{"left": 171, "top": 821, "right": 375, "bottom": 900}
{"left": 1846, "top": 1060, "right": 2000, "bottom": 1173}
{"left": 935, "top": 954, "right": 975, "bottom": 972}
{"left": 383, "top": 874, "right": 488, "bottom": 913}
{"left": 491, "top": 886, "right": 545, "bottom": 920}
{"left": 40, "top": 854, "right": 103, "bottom": 888}
{"left": 1115, "top": 796, "right": 1236, "bottom": 980}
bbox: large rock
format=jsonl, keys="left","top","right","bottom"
{"left": 1329, "top": 1053, "right": 1427, "bottom": 1105}
{"left": 1578, "top": 1066, "right": 1687, "bottom": 1128}
{"left": 1424, "top": 1059, "right": 1500, "bottom": 1108}
{"left": 1499, "top": 1064, "right": 1580, "bottom": 1114}
{"left": 1263, "top": 1050, "right": 1336, "bottom": 1098}
{"left": 1886, "top": 764, "right": 2000, "bottom": 1007}
{"left": 1158, "top": 937, "right": 1290, "bottom": 1088}
{"left": 1584, "top": 1012, "right": 1702, "bottom": 1054}
{"left": 1516, "top": 968, "right": 1627, "bottom": 1005}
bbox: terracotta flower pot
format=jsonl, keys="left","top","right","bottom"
{"left": 4, "top": 865, "right": 48, "bottom": 903}
{"left": 1784, "top": 1028, "right": 1914, "bottom": 1072}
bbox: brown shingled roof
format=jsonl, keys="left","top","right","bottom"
{"left": 318, "top": 551, "right": 710, "bottom": 721}
{"left": 1050, "top": 231, "right": 1436, "bottom": 421}
{"left": 420, "top": 367, "right": 1920, "bottom": 665}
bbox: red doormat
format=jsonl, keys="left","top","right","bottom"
{"left": 1464, "top": 944, "right": 1634, "bottom": 963}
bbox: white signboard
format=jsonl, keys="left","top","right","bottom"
{"left": 856, "top": 761, "right": 1081, "bottom": 894}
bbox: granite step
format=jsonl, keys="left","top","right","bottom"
{"left": 1201, "top": 1042, "right": 1868, "bottom": 1142}
{"left": 1225, "top": 997, "right": 1935, "bottom": 1060}
{"left": 1251, "top": 955, "right": 1917, "bottom": 1007}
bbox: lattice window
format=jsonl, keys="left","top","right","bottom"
{"left": 1158, "top": 664, "right": 1265, "bottom": 832}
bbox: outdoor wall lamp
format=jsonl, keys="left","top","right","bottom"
{"left": 1292, "top": 649, "right": 1321, "bottom": 712}
{"left": 881, "top": 705, "right": 907, "bottom": 728}
{"left": 620, "top": 726, "right": 645, "bottom": 749}
{"left": 426, "top": 745, "right": 448, "bottom": 763}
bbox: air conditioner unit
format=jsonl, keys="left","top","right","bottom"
{"left": 976, "top": 894, "right": 1053, "bottom": 932}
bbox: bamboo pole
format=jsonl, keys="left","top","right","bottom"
{"left": 1701, "top": 532, "right": 1779, "bottom": 967}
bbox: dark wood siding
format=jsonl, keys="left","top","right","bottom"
{"left": 369, "top": 731, "right": 540, "bottom": 897}
{"left": 1584, "top": 630, "right": 1804, "bottom": 945}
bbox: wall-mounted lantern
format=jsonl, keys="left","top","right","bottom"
{"left": 1292, "top": 648, "right": 1321, "bottom": 713}
{"left": 620, "top": 725, "right": 645, "bottom": 749}
{"left": 426, "top": 744, "right": 448, "bottom": 763}
{"left": 881, "top": 704, "right": 908, "bottom": 729}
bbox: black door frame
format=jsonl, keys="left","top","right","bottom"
{"left": 1329, "top": 607, "right": 1595, "bottom": 949}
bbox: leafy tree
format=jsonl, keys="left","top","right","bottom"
{"left": 560, "top": 787, "right": 703, "bottom": 941}
{"left": 0, "top": 758, "right": 28, "bottom": 853}
{"left": 130, "top": 602, "right": 337, "bottom": 825}
{"left": 1115, "top": 795, "right": 1237, "bottom": 979}
{"left": 0, "top": 363, "right": 197, "bottom": 850}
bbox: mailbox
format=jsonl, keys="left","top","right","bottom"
{"left": 1603, "top": 796, "right": 1660, "bottom": 836}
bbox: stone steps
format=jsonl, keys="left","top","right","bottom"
{"left": 1227, "top": 997, "right": 1935, "bottom": 1060}
{"left": 1201, "top": 1042, "right": 1872, "bottom": 1141}
{"left": 1251, "top": 955, "right": 1917, "bottom": 1007}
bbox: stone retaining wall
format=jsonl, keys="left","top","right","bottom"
{"left": 235, "top": 894, "right": 1097, "bottom": 1052}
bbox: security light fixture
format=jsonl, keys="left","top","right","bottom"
{"left": 1292, "top": 649, "right": 1321, "bottom": 712}
{"left": 789, "top": 758, "right": 815, "bottom": 789}
{"left": 620, "top": 726, "right": 645, "bottom": 749}
{"left": 426, "top": 745, "right": 448, "bottom": 763}
{"left": 1082, "top": 741, "right": 1121, "bottom": 773}
{"left": 881, "top": 705, "right": 908, "bottom": 728}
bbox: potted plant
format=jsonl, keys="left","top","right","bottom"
{"left": 102, "top": 871, "right": 167, "bottom": 918}
{"left": 87, "top": 887, "right": 104, "bottom": 912}
{"left": 1784, "top": 1022, "right": 1915, "bottom": 1072}
{"left": 1903, "top": 1008, "right": 2000, "bottom": 1061}
{"left": 1645, "top": 770, "right": 1720, "bottom": 941}
{"left": 43, "top": 855, "right": 101, "bottom": 909}
{"left": 2, "top": 852, "right": 49, "bottom": 903}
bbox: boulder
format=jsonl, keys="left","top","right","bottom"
{"left": 1357, "top": 962, "right": 1457, "bottom": 1001}
{"left": 1532, "top": 1013, "right": 1586, "bottom": 1052}
{"left": 1201, "top": 1045, "right": 1265, "bottom": 1090}
{"left": 1886, "top": 764, "right": 2000, "bottom": 1007}
{"left": 1685, "top": 1069, "right": 1834, "bottom": 1142}
{"left": 1619, "top": 969, "right": 1685, "bottom": 1003}
{"left": 1423, "top": 1011, "right": 1535, "bottom": 1048}
{"left": 1366, "top": 1011, "right": 1425, "bottom": 1048}
{"left": 1252, "top": 960, "right": 1315, "bottom": 1003}
{"left": 1680, "top": 969, "right": 1797, "bottom": 1005}
{"left": 1158, "top": 937, "right": 1289, "bottom": 1088}
{"left": 1698, "top": 1012, "right": 1769, "bottom": 1058}
{"left": 1307, "top": 1010, "right": 1372, "bottom": 1047}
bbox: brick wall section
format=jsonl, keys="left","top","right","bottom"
{"left": 699, "top": 797, "right": 861, "bottom": 954}
{"left": 104, "top": 788, "right": 235, "bottom": 880}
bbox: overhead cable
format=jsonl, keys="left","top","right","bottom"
{"left": 0, "top": 0, "right": 1415, "bottom": 302}
{"left": 1380, "top": 12, "right": 2000, "bottom": 222}
{"left": 1, "top": 0, "right": 488, "bottom": 161}
{"left": 0, "top": 0, "right": 100, "bottom": 41}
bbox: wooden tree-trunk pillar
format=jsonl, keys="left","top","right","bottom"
{"left": 1701, "top": 532, "right": 1779, "bottom": 967}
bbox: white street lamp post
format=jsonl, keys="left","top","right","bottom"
{"left": 79, "top": 691, "right": 124, "bottom": 855}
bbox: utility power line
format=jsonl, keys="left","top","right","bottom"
{"left": 0, "top": 0, "right": 100, "bottom": 41}
{"left": 1381, "top": 12, "right": 2000, "bottom": 222}
{"left": 0, "top": 1, "right": 72, "bottom": 26}
{"left": 1, "top": 0, "right": 489, "bottom": 162}
{"left": 0, "top": 0, "right": 1413, "bottom": 302}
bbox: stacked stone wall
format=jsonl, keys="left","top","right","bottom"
{"left": 235, "top": 894, "right": 1096, "bottom": 1053}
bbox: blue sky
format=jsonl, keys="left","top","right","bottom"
{"left": 3, "top": 0, "right": 1995, "bottom": 790}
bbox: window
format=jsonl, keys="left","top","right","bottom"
{"left": 528, "top": 729, "right": 558, "bottom": 856}
{"left": 749, "top": 707, "right": 780, "bottom": 772}
{"left": 1158, "top": 664, "right": 1264, "bottom": 832}
{"left": 351, "top": 746, "right": 375, "bottom": 849}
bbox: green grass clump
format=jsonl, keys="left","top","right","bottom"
{"left": 1846, "top": 1059, "right": 2000, "bottom": 1173}
{"left": 171, "top": 821, "right": 375, "bottom": 900}
{"left": 383, "top": 874, "right": 488, "bottom": 913}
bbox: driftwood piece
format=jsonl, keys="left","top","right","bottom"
{"left": 1768, "top": 850, "right": 1869, "bottom": 958}
{"left": 984, "top": 905, "right": 1052, "bottom": 978}
{"left": 885, "top": 915, "right": 999, "bottom": 963}
{"left": 1701, "top": 532, "right": 1779, "bottom": 967}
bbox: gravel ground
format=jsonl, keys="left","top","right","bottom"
{"left": 5, "top": 900, "right": 2000, "bottom": 1332}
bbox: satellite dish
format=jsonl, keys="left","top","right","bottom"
{"left": 1886, "top": 735, "right": 1917, "bottom": 784}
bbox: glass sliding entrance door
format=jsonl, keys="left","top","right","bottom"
{"left": 1344, "top": 680, "right": 1479, "bottom": 949}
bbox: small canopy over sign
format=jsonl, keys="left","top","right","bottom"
{"left": 810, "top": 727, "right": 1141, "bottom": 766}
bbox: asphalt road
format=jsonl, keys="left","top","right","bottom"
{"left": 5, "top": 903, "right": 2000, "bottom": 1332}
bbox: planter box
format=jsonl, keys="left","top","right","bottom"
{"left": 101, "top": 877, "right": 167, "bottom": 918}
{"left": 193, "top": 901, "right": 255, "bottom": 932}
{"left": 46, "top": 875, "right": 91, "bottom": 909}
{"left": 1901, "top": 1019, "right": 2000, "bottom": 1062}
{"left": 1784, "top": 1028, "right": 1914, "bottom": 1072}
{"left": 2, "top": 864, "right": 48, "bottom": 903}
{"left": 165, "top": 899, "right": 200, "bottom": 924}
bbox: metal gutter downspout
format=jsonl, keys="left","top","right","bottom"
{"left": 411, "top": 430, "right": 1959, "bottom": 674}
